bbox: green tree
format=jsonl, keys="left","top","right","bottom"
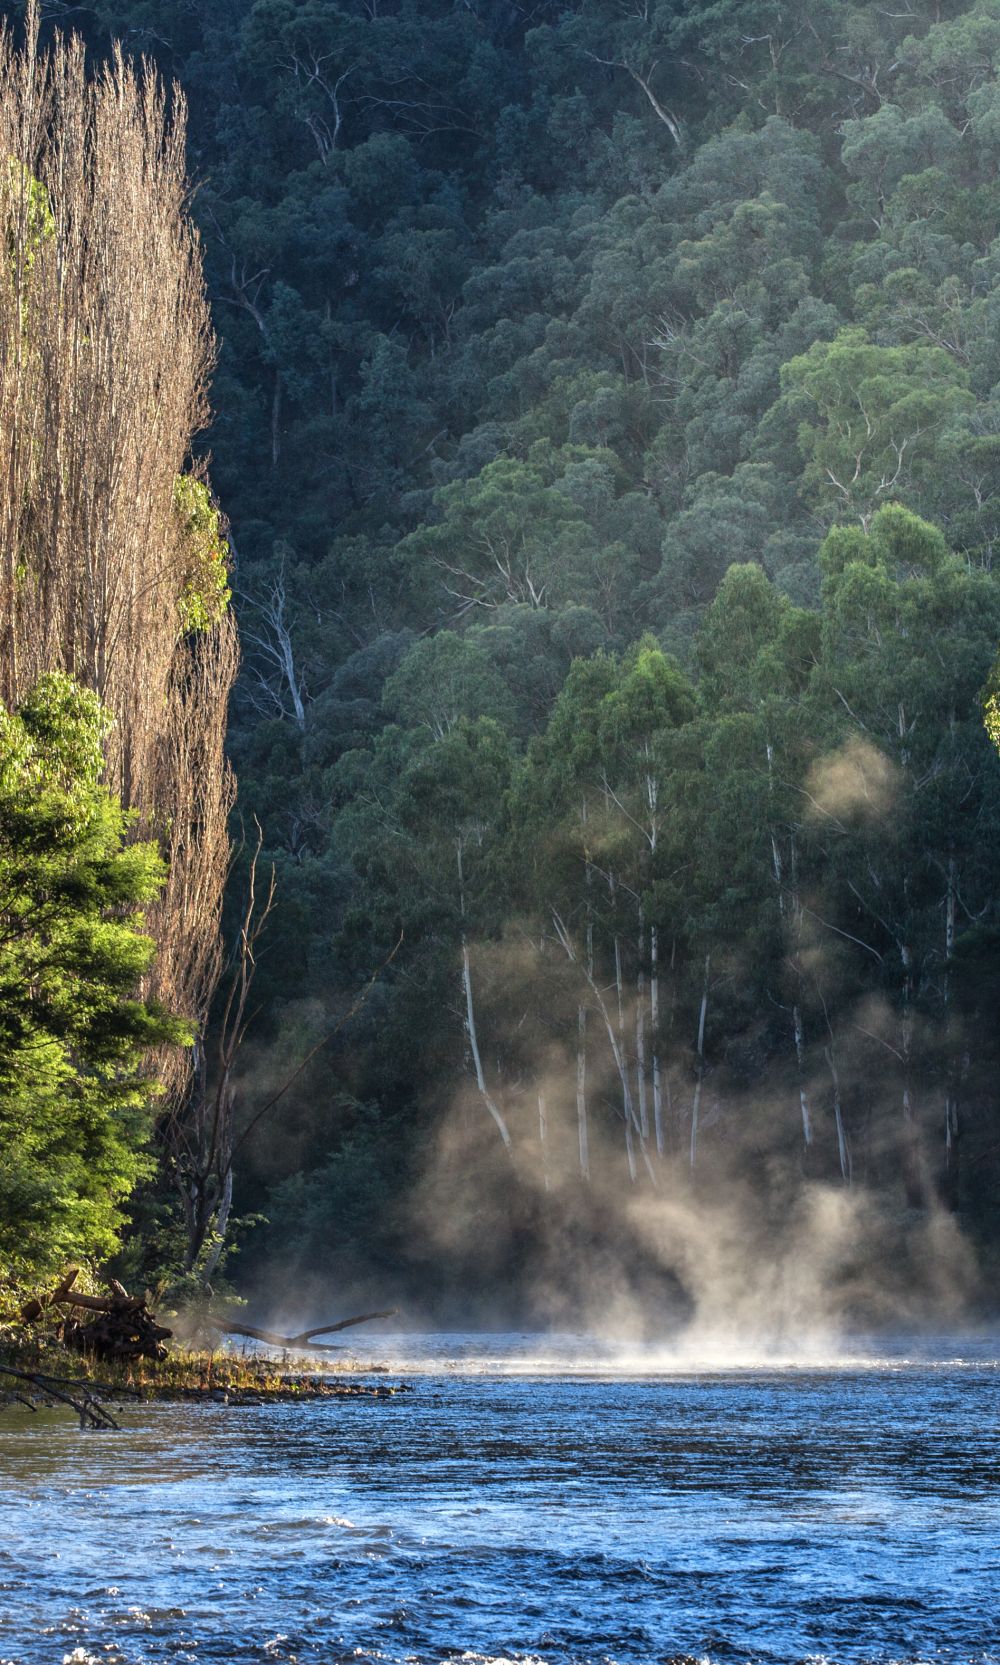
{"left": 0, "top": 674, "right": 189, "bottom": 1283}
{"left": 812, "top": 505, "right": 1000, "bottom": 1197}
{"left": 769, "top": 327, "right": 973, "bottom": 525}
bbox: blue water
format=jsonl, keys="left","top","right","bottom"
{"left": 2, "top": 1333, "right": 999, "bottom": 1665}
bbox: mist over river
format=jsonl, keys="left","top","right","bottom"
{"left": 2, "top": 1333, "right": 1000, "bottom": 1665}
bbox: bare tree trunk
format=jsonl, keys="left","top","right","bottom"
{"left": 552, "top": 909, "right": 639, "bottom": 1182}
{"left": 612, "top": 924, "right": 656, "bottom": 1182}
{"left": 456, "top": 835, "right": 511, "bottom": 1149}
{"left": 624, "top": 1095, "right": 637, "bottom": 1182}
{"left": 944, "top": 854, "right": 957, "bottom": 1173}
{"left": 610, "top": 948, "right": 637, "bottom": 1181}
{"left": 577, "top": 817, "right": 593, "bottom": 1182}
{"left": 462, "top": 939, "right": 512, "bottom": 1150}
{"left": 241, "top": 566, "right": 307, "bottom": 730}
{"left": 168, "top": 836, "right": 275, "bottom": 1274}
{"left": 793, "top": 1004, "right": 813, "bottom": 1147}
{"left": 537, "top": 1091, "right": 549, "bottom": 1192}
{"left": 900, "top": 941, "right": 924, "bottom": 1202}
{"left": 271, "top": 367, "right": 282, "bottom": 467}
{"left": 825, "top": 1043, "right": 851, "bottom": 1184}
{"left": 636, "top": 910, "right": 649, "bottom": 1142}
{"left": 690, "top": 954, "right": 710, "bottom": 1171}
{"left": 576, "top": 1003, "right": 590, "bottom": 1181}
{"left": 945, "top": 856, "right": 957, "bottom": 963}
{"left": 199, "top": 1164, "right": 232, "bottom": 1282}
{"left": 651, "top": 923, "right": 664, "bottom": 1155}
{"left": 944, "top": 1096, "right": 958, "bottom": 1165}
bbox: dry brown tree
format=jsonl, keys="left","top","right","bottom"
{"left": 0, "top": 8, "right": 238, "bottom": 1122}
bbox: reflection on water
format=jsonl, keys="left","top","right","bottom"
{"left": 2, "top": 1333, "right": 999, "bottom": 1665}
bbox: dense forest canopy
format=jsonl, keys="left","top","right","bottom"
{"left": 9, "top": 0, "right": 1000, "bottom": 1324}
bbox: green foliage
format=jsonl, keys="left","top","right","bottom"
{"left": 383, "top": 631, "right": 515, "bottom": 738}
{"left": 774, "top": 329, "right": 973, "bottom": 525}
{"left": 0, "top": 673, "right": 189, "bottom": 1283}
{"left": 4, "top": 156, "right": 54, "bottom": 269}
{"left": 173, "top": 475, "right": 231, "bottom": 633}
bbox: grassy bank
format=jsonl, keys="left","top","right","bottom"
{"left": 0, "top": 1330, "right": 409, "bottom": 1407}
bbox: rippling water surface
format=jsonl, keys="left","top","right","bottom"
{"left": 2, "top": 1332, "right": 999, "bottom": 1665}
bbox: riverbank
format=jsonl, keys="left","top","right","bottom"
{"left": 0, "top": 1335, "right": 411, "bottom": 1408}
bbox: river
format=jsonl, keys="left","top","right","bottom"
{"left": 1, "top": 1332, "right": 998, "bottom": 1665}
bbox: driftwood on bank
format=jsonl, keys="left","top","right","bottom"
{"left": 17, "top": 1270, "right": 396, "bottom": 1361}
{"left": 19, "top": 1268, "right": 172, "bottom": 1362}
{"left": 18, "top": 1265, "right": 394, "bottom": 1358}
{"left": 215, "top": 1308, "right": 398, "bottom": 1351}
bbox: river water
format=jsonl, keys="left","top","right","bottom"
{"left": 1, "top": 1332, "right": 999, "bottom": 1665}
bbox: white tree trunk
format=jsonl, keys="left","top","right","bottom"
{"left": 793, "top": 1004, "right": 813, "bottom": 1146}
{"left": 944, "top": 856, "right": 957, "bottom": 1159}
{"left": 636, "top": 914, "right": 649, "bottom": 1142}
{"left": 690, "top": 954, "right": 710, "bottom": 1171}
{"left": 555, "top": 909, "right": 638, "bottom": 1183}
{"left": 200, "top": 1164, "right": 233, "bottom": 1283}
{"left": 613, "top": 927, "right": 638, "bottom": 1178}
{"left": 462, "top": 940, "right": 512, "bottom": 1149}
{"left": 537, "top": 1091, "right": 549, "bottom": 1191}
{"left": 825, "top": 1043, "right": 851, "bottom": 1184}
{"left": 579, "top": 808, "right": 593, "bottom": 1182}
{"left": 604, "top": 987, "right": 637, "bottom": 1180}
{"left": 624, "top": 1094, "right": 637, "bottom": 1183}
{"left": 614, "top": 931, "right": 626, "bottom": 1039}
{"left": 945, "top": 856, "right": 956, "bottom": 961}
{"left": 576, "top": 1003, "right": 590, "bottom": 1181}
{"left": 456, "top": 838, "right": 510, "bottom": 1148}
{"left": 945, "top": 1096, "right": 958, "bottom": 1165}
{"left": 901, "top": 941, "right": 914, "bottom": 1127}
{"left": 651, "top": 923, "right": 664, "bottom": 1155}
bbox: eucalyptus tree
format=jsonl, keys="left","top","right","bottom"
{"left": 810, "top": 505, "right": 1000, "bottom": 1197}
{"left": 765, "top": 330, "right": 973, "bottom": 529}
{"left": 512, "top": 644, "right": 698, "bottom": 1183}
{"left": 512, "top": 653, "right": 618, "bottom": 1183}
{"left": 694, "top": 565, "right": 831, "bottom": 1165}
{"left": 335, "top": 714, "right": 516, "bottom": 1150}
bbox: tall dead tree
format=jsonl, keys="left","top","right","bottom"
{"left": 0, "top": 7, "right": 238, "bottom": 1103}
{"left": 163, "top": 828, "right": 275, "bottom": 1278}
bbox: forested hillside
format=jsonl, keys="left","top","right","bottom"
{"left": 21, "top": 0, "right": 1000, "bottom": 1319}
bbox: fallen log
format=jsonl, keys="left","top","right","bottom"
{"left": 18, "top": 1265, "right": 82, "bottom": 1322}
{"left": 18, "top": 1274, "right": 395, "bottom": 1364}
{"left": 215, "top": 1308, "right": 397, "bottom": 1350}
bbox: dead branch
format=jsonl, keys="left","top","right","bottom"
{"left": 0, "top": 1364, "right": 119, "bottom": 1429}
{"left": 214, "top": 1308, "right": 397, "bottom": 1350}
